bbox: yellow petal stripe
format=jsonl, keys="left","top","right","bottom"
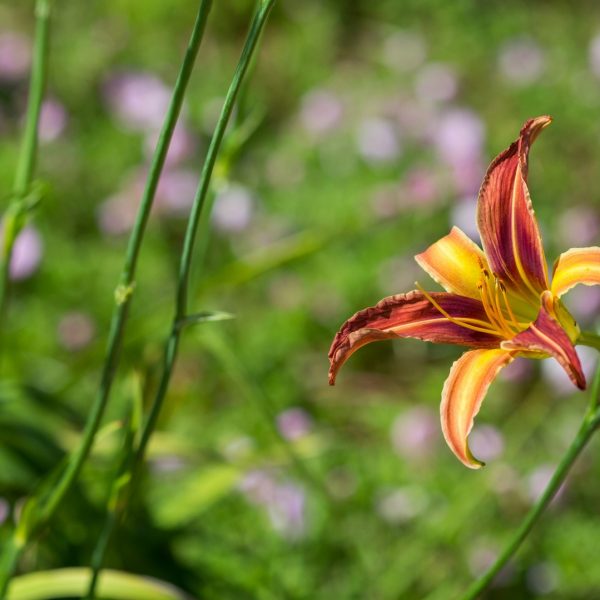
{"left": 415, "top": 226, "right": 489, "bottom": 300}
{"left": 440, "top": 348, "right": 514, "bottom": 469}
{"left": 551, "top": 247, "right": 600, "bottom": 298}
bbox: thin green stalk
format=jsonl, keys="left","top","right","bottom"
{"left": 134, "top": 0, "right": 276, "bottom": 469}
{"left": 0, "top": 0, "right": 50, "bottom": 324}
{"left": 85, "top": 510, "right": 117, "bottom": 600}
{"left": 36, "top": 0, "right": 212, "bottom": 528}
{"left": 0, "top": 2, "right": 212, "bottom": 596}
{"left": 460, "top": 361, "right": 600, "bottom": 600}
{"left": 579, "top": 330, "right": 600, "bottom": 352}
{"left": 83, "top": 3, "right": 274, "bottom": 594}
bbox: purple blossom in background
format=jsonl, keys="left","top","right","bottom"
{"left": 498, "top": 38, "right": 545, "bottom": 85}
{"left": 0, "top": 32, "right": 31, "bottom": 81}
{"left": 0, "top": 498, "right": 8, "bottom": 525}
{"left": 97, "top": 170, "right": 146, "bottom": 236}
{"left": 378, "top": 255, "right": 421, "bottom": 298}
{"left": 557, "top": 206, "right": 599, "bottom": 248}
{"left": 39, "top": 98, "right": 68, "bottom": 143}
{"left": 469, "top": 425, "right": 505, "bottom": 463}
{"left": 156, "top": 169, "right": 198, "bottom": 217}
{"left": 526, "top": 562, "right": 559, "bottom": 595}
{"left": 391, "top": 406, "right": 438, "bottom": 460}
{"left": 97, "top": 192, "right": 140, "bottom": 236}
{"left": 415, "top": 63, "right": 458, "bottom": 104}
{"left": 10, "top": 226, "right": 42, "bottom": 281}
{"left": 371, "top": 183, "right": 401, "bottom": 219}
{"left": 150, "top": 455, "right": 186, "bottom": 474}
{"left": 562, "top": 285, "right": 600, "bottom": 325}
{"left": 434, "top": 109, "right": 485, "bottom": 164}
{"left": 57, "top": 312, "right": 95, "bottom": 351}
{"left": 468, "top": 545, "right": 498, "bottom": 577}
{"left": 268, "top": 482, "right": 306, "bottom": 539}
{"left": 499, "top": 357, "right": 533, "bottom": 383}
{"left": 356, "top": 117, "right": 401, "bottom": 165}
{"left": 376, "top": 486, "right": 428, "bottom": 525}
{"left": 212, "top": 183, "right": 254, "bottom": 233}
{"left": 381, "top": 30, "right": 426, "bottom": 73}
{"left": 144, "top": 122, "right": 195, "bottom": 167}
{"left": 239, "top": 470, "right": 306, "bottom": 539}
{"left": 402, "top": 167, "right": 439, "bottom": 207}
{"left": 526, "top": 464, "right": 565, "bottom": 505}
{"left": 450, "top": 196, "right": 480, "bottom": 240}
{"left": 433, "top": 109, "right": 485, "bottom": 195}
{"left": 299, "top": 89, "right": 343, "bottom": 135}
{"left": 239, "top": 470, "right": 277, "bottom": 505}
{"left": 104, "top": 71, "right": 172, "bottom": 132}
{"left": 394, "top": 100, "right": 436, "bottom": 142}
{"left": 589, "top": 33, "right": 600, "bottom": 78}
{"left": 222, "top": 435, "right": 254, "bottom": 461}
{"left": 542, "top": 345, "right": 597, "bottom": 396}
{"left": 276, "top": 407, "right": 312, "bottom": 441}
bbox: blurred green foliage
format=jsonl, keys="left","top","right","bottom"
{"left": 2, "top": 0, "right": 600, "bottom": 598}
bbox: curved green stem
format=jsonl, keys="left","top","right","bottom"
{"left": 35, "top": 0, "right": 212, "bottom": 529}
{"left": 134, "top": 0, "right": 275, "bottom": 470}
{"left": 85, "top": 2, "right": 274, "bottom": 595}
{"left": 0, "top": 2, "right": 212, "bottom": 596}
{"left": 579, "top": 330, "right": 600, "bottom": 352}
{"left": 0, "top": 0, "right": 50, "bottom": 328}
{"left": 460, "top": 364, "right": 600, "bottom": 600}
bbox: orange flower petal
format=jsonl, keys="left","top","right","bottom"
{"left": 441, "top": 349, "right": 514, "bottom": 469}
{"left": 477, "top": 116, "right": 551, "bottom": 301}
{"left": 502, "top": 291, "right": 586, "bottom": 390}
{"left": 328, "top": 291, "right": 500, "bottom": 385}
{"left": 551, "top": 247, "right": 600, "bottom": 298}
{"left": 415, "top": 226, "right": 489, "bottom": 300}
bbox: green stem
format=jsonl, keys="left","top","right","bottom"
{"left": 84, "top": 509, "right": 117, "bottom": 600}
{"left": 134, "top": 0, "right": 275, "bottom": 469}
{"left": 36, "top": 0, "right": 212, "bottom": 529}
{"left": 579, "top": 330, "right": 600, "bottom": 352}
{"left": 0, "top": 2, "right": 212, "bottom": 596}
{"left": 0, "top": 0, "right": 50, "bottom": 326}
{"left": 460, "top": 364, "right": 600, "bottom": 600}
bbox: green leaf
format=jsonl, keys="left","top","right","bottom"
{"left": 151, "top": 464, "right": 240, "bottom": 527}
{"left": 7, "top": 568, "right": 191, "bottom": 600}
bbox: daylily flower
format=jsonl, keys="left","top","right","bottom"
{"left": 329, "top": 116, "right": 600, "bottom": 469}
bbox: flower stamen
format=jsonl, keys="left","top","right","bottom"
{"left": 415, "top": 282, "right": 501, "bottom": 336}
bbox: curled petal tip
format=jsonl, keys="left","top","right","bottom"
{"left": 441, "top": 349, "right": 514, "bottom": 469}
{"left": 328, "top": 291, "right": 500, "bottom": 387}
{"left": 467, "top": 456, "right": 485, "bottom": 470}
{"left": 527, "top": 114, "right": 552, "bottom": 130}
{"left": 522, "top": 115, "right": 553, "bottom": 145}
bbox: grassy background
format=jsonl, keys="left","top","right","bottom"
{"left": 2, "top": 1, "right": 600, "bottom": 598}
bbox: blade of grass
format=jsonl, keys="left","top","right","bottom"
{"left": 7, "top": 568, "right": 190, "bottom": 600}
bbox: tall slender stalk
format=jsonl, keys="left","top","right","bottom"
{"left": 0, "top": 0, "right": 50, "bottom": 325}
{"left": 0, "top": 2, "right": 212, "bottom": 596}
{"left": 134, "top": 0, "right": 276, "bottom": 471}
{"left": 460, "top": 352, "right": 600, "bottom": 600}
{"left": 81, "top": 3, "right": 275, "bottom": 596}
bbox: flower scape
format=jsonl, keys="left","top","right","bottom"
{"left": 329, "top": 116, "right": 600, "bottom": 468}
